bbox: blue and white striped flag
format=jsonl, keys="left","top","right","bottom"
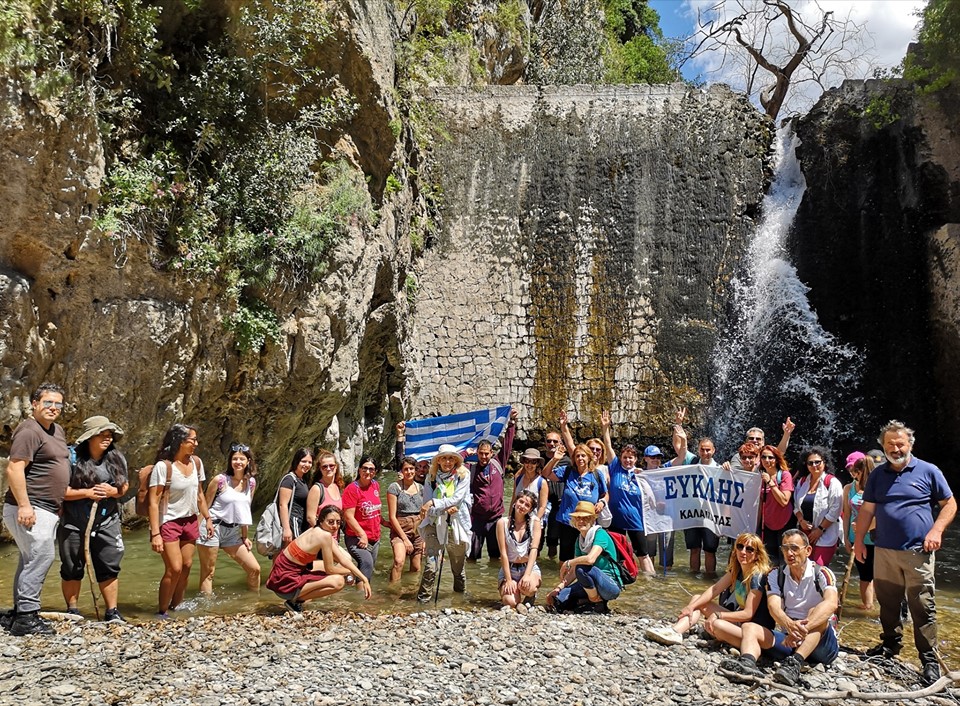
{"left": 404, "top": 406, "right": 513, "bottom": 461}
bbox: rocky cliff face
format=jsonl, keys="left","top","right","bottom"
{"left": 793, "top": 80, "right": 960, "bottom": 469}
{"left": 1, "top": 4, "right": 773, "bottom": 502}
{"left": 410, "top": 85, "right": 771, "bottom": 440}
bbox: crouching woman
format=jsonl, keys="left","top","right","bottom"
{"left": 548, "top": 501, "right": 622, "bottom": 613}
{"left": 266, "top": 508, "right": 371, "bottom": 612}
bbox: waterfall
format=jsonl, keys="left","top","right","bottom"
{"left": 709, "top": 126, "right": 862, "bottom": 456}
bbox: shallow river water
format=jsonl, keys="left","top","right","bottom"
{"left": 2, "top": 472, "right": 957, "bottom": 667}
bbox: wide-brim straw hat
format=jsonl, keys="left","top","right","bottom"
{"left": 569, "top": 500, "right": 598, "bottom": 518}
{"left": 434, "top": 443, "right": 462, "bottom": 464}
{"left": 76, "top": 415, "right": 124, "bottom": 444}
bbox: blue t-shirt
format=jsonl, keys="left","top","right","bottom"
{"left": 862, "top": 457, "right": 953, "bottom": 550}
{"left": 607, "top": 456, "right": 646, "bottom": 532}
{"left": 556, "top": 465, "right": 607, "bottom": 525}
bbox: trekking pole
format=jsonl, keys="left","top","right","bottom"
{"left": 837, "top": 548, "right": 857, "bottom": 619}
{"left": 660, "top": 533, "right": 666, "bottom": 578}
{"left": 83, "top": 501, "right": 101, "bottom": 620}
{"left": 433, "top": 515, "right": 451, "bottom": 605}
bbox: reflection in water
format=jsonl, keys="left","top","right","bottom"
{"left": 1, "top": 473, "right": 956, "bottom": 666}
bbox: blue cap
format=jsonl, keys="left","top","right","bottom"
{"left": 643, "top": 445, "right": 663, "bottom": 457}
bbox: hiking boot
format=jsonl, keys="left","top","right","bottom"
{"left": 283, "top": 599, "right": 304, "bottom": 614}
{"left": 104, "top": 608, "right": 126, "bottom": 623}
{"left": 0, "top": 611, "right": 15, "bottom": 632}
{"left": 582, "top": 600, "right": 610, "bottom": 615}
{"left": 865, "top": 643, "right": 900, "bottom": 658}
{"left": 10, "top": 612, "right": 55, "bottom": 636}
{"left": 452, "top": 578, "right": 466, "bottom": 593}
{"left": 773, "top": 654, "right": 804, "bottom": 686}
{"left": 921, "top": 662, "right": 941, "bottom": 687}
{"left": 645, "top": 625, "right": 683, "bottom": 646}
{"left": 719, "top": 654, "right": 764, "bottom": 682}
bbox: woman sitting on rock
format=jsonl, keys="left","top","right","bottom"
{"left": 59, "top": 416, "right": 129, "bottom": 622}
{"left": 548, "top": 501, "right": 622, "bottom": 613}
{"left": 305, "top": 450, "right": 343, "bottom": 530}
{"left": 266, "top": 507, "right": 371, "bottom": 612}
{"left": 496, "top": 489, "right": 542, "bottom": 609}
{"left": 197, "top": 443, "right": 260, "bottom": 595}
{"left": 387, "top": 455, "right": 424, "bottom": 582}
{"left": 149, "top": 424, "right": 214, "bottom": 618}
{"left": 645, "top": 531, "right": 773, "bottom": 648}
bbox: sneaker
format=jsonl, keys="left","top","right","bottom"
{"left": 773, "top": 654, "right": 804, "bottom": 686}
{"left": 66, "top": 607, "right": 82, "bottom": 616}
{"left": 645, "top": 625, "right": 683, "bottom": 646}
{"left": 719, "top": 655, "right": 764, "bottom": 682}
{"left": 865, "top": 643, "right": 900, "bottom": 658}
{"left": 921, "top": 662, "right": 941, "bottom": 687}
{"left": 155, "top": 612, "right": 170, "bottom": 621}
{"left": 283, "top": 599, "right": 304, "bottom": 614}
{"left": 103, "top": 608, "right": 126, "bottom": 623}
{"left": 10, "top": 612, "right": 55, "bottom": 636}
{"left": 582, "top": 600, "right": 610, "bottom": 615}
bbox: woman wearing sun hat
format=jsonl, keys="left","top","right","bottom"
{"left": 58, "top": 416, "right": 129, "bottom": 622}
{"left": 547, "top": 501, "right": 622, "bottom": 613}
{"left": 416, "top": 444, "right": 472, "bottom": 602}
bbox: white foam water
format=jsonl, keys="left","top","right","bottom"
{"left": 709, "top": 126, "right": 862, "bottom": 456}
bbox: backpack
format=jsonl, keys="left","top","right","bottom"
{"left": 255, "top": 473, "right": 296, "bottom": 558}
{"left": 134, "top": 459, "right": 174, "bottom": 517}
{"left": 607, "top": 529, "right": 639, "bottom": 585}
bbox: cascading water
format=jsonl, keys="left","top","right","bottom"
{"left": 709, "top": 126, "right": 862, "bottom": 456}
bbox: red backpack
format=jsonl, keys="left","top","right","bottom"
{"left": 607, "top": 530, "right": 639, "bottom": 585}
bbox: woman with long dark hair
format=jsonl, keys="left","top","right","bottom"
{"left": 278, "top": 448, "right": 312, "bottom": 547}
{"left": 843, "top": 455, "right": 876, "bottom": 609}
{"left": 793, "top": 447, "right": 843, "bottom": 566}
{"left": 58, "top": 416, "right": 129, "bottom": 622}
{"left": 496, "top": 489, "right": 542, "bottom": 608}
{"left": 387, "top": 455, "right": 424, "bottom": 582}
{"left": 149, "top": 423, "right": 214, "bottom": 618}
{"left": 758, "top": 445, "right": 795, "bottom": 561}
{"left": 198, "top": 443, "right": 260, "bottom": 594}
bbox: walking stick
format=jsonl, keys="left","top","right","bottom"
{"left": 83, "top": 501, "right": 102, "bottom": 620}
{"left": 433, "top": 515, "right": 452, "bottom": 605}
{"left": 837, "top": 548, "right": 857, "bottom": 619}
{"left": 660, "top": 533, "right": 666, "bottom": 577}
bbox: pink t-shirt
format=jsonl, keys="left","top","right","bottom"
{"left": 762, "top": 469, "right": 795, "bottom": 531}
{"left": 342, "top": 480, "right": 382, "bottom": 540}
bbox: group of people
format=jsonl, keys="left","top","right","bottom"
{"left": 3, "top": 384, "right": 955, "bottom": 689}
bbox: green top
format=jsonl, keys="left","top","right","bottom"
{"left": 575, "top": 528, "right": 622, "bottom": 587}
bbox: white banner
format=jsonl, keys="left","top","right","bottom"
{"left": 639, "top": 464, "right": 762, "bottom": 539}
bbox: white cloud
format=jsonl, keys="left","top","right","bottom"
{"left": 680, "top": 0, "right": 925, "bottom": 117}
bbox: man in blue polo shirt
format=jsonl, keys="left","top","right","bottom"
{"left": 854, "top": 420, "right": 956, "bottom": 686}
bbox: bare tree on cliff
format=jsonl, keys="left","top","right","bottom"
{"left": 682, "top": 0, "right": 876, "bottom": 121}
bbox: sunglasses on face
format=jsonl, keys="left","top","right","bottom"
{"left": 747, "top": 436, "right": 762, "bottom": 442}
{"left": 322, "top": 519, "right": 342, "bottom": 527}
{"left": 781, "top": 544, "right": 806, "bottom": 553}
{"left": 740, "top": 456, "right": 757, "bottom": 463}
{"left": 761, "top": 455, "right": 776, "bottom": 461}
{"left": 807, "top": 459, "right": 824, "bottom": 467}
{"left": 41, "top": 400, "right": 64, "bottom": 410}
{"left": 735, "top": 543, "right": 757, "bottom": 554}
{"left": 320, "top": 463, "right": 337, "bottom": 470}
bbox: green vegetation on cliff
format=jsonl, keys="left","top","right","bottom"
{"left": 905, "top": 0, "right": 960, "bottom": 93}
{"left": 3, "top": 0, "right": 373, "bottom": 351}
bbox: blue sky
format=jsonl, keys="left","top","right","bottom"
{"left": 647, "top": 0, "right": 926, "bottom": 113}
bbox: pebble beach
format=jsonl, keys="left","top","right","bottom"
{"left": 0, "top": 608, "right": 953, "bottom": 706}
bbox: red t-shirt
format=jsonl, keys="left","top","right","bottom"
{"left": 341, "top": 480, "right": 382, "bottom": 540}
{"left": 762, "top": 469, "right": 795, "bottom": 531}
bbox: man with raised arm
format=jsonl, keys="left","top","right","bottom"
{"left": 467, "top": 409, "right": 517, "bottom": 561}
{"left": 726, "top": 417, "right": 795, "bottom": 471}
{"left": 2, "top": 383, "right": 71, "bottom": 636}
{"left": 854, "top": 420, "right": 956, "bottom": 686}
{"left": 720, "top": 528, "right": 839, "bottom": 686}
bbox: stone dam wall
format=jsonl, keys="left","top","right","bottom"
{"left": 408, "top": 84, "right": 772, "bottom": 440}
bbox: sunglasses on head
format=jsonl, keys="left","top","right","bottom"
{"left": 735, "top": 543, "right": 757, "bottom": 554}
{"left": 230, "top": 443, "right": 250, "bottom": 453}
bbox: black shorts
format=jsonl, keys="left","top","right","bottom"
{"left": 683, "top": 527, "right": 720, "bottom": 553}
{"left": 58, "top": 518, "right": 125, "bottom": 582}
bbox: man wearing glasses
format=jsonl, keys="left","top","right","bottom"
{"left": 854, "top": 420, "right": 956, "bottom": 686}
{"left": 720, "top": 528, "right": 838, "bottom": 686}
{"left": 727, "top": 418, "right": 795, "bottom": 470}
{"left": 542, "top": 429, "right": 568, "bottom": 559}
{"left": 2, "top": 383, "right": 71, "bottom": 635}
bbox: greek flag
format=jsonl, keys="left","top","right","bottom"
{"left": 404, "top": 406, "right": 513, "bottom": 461}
